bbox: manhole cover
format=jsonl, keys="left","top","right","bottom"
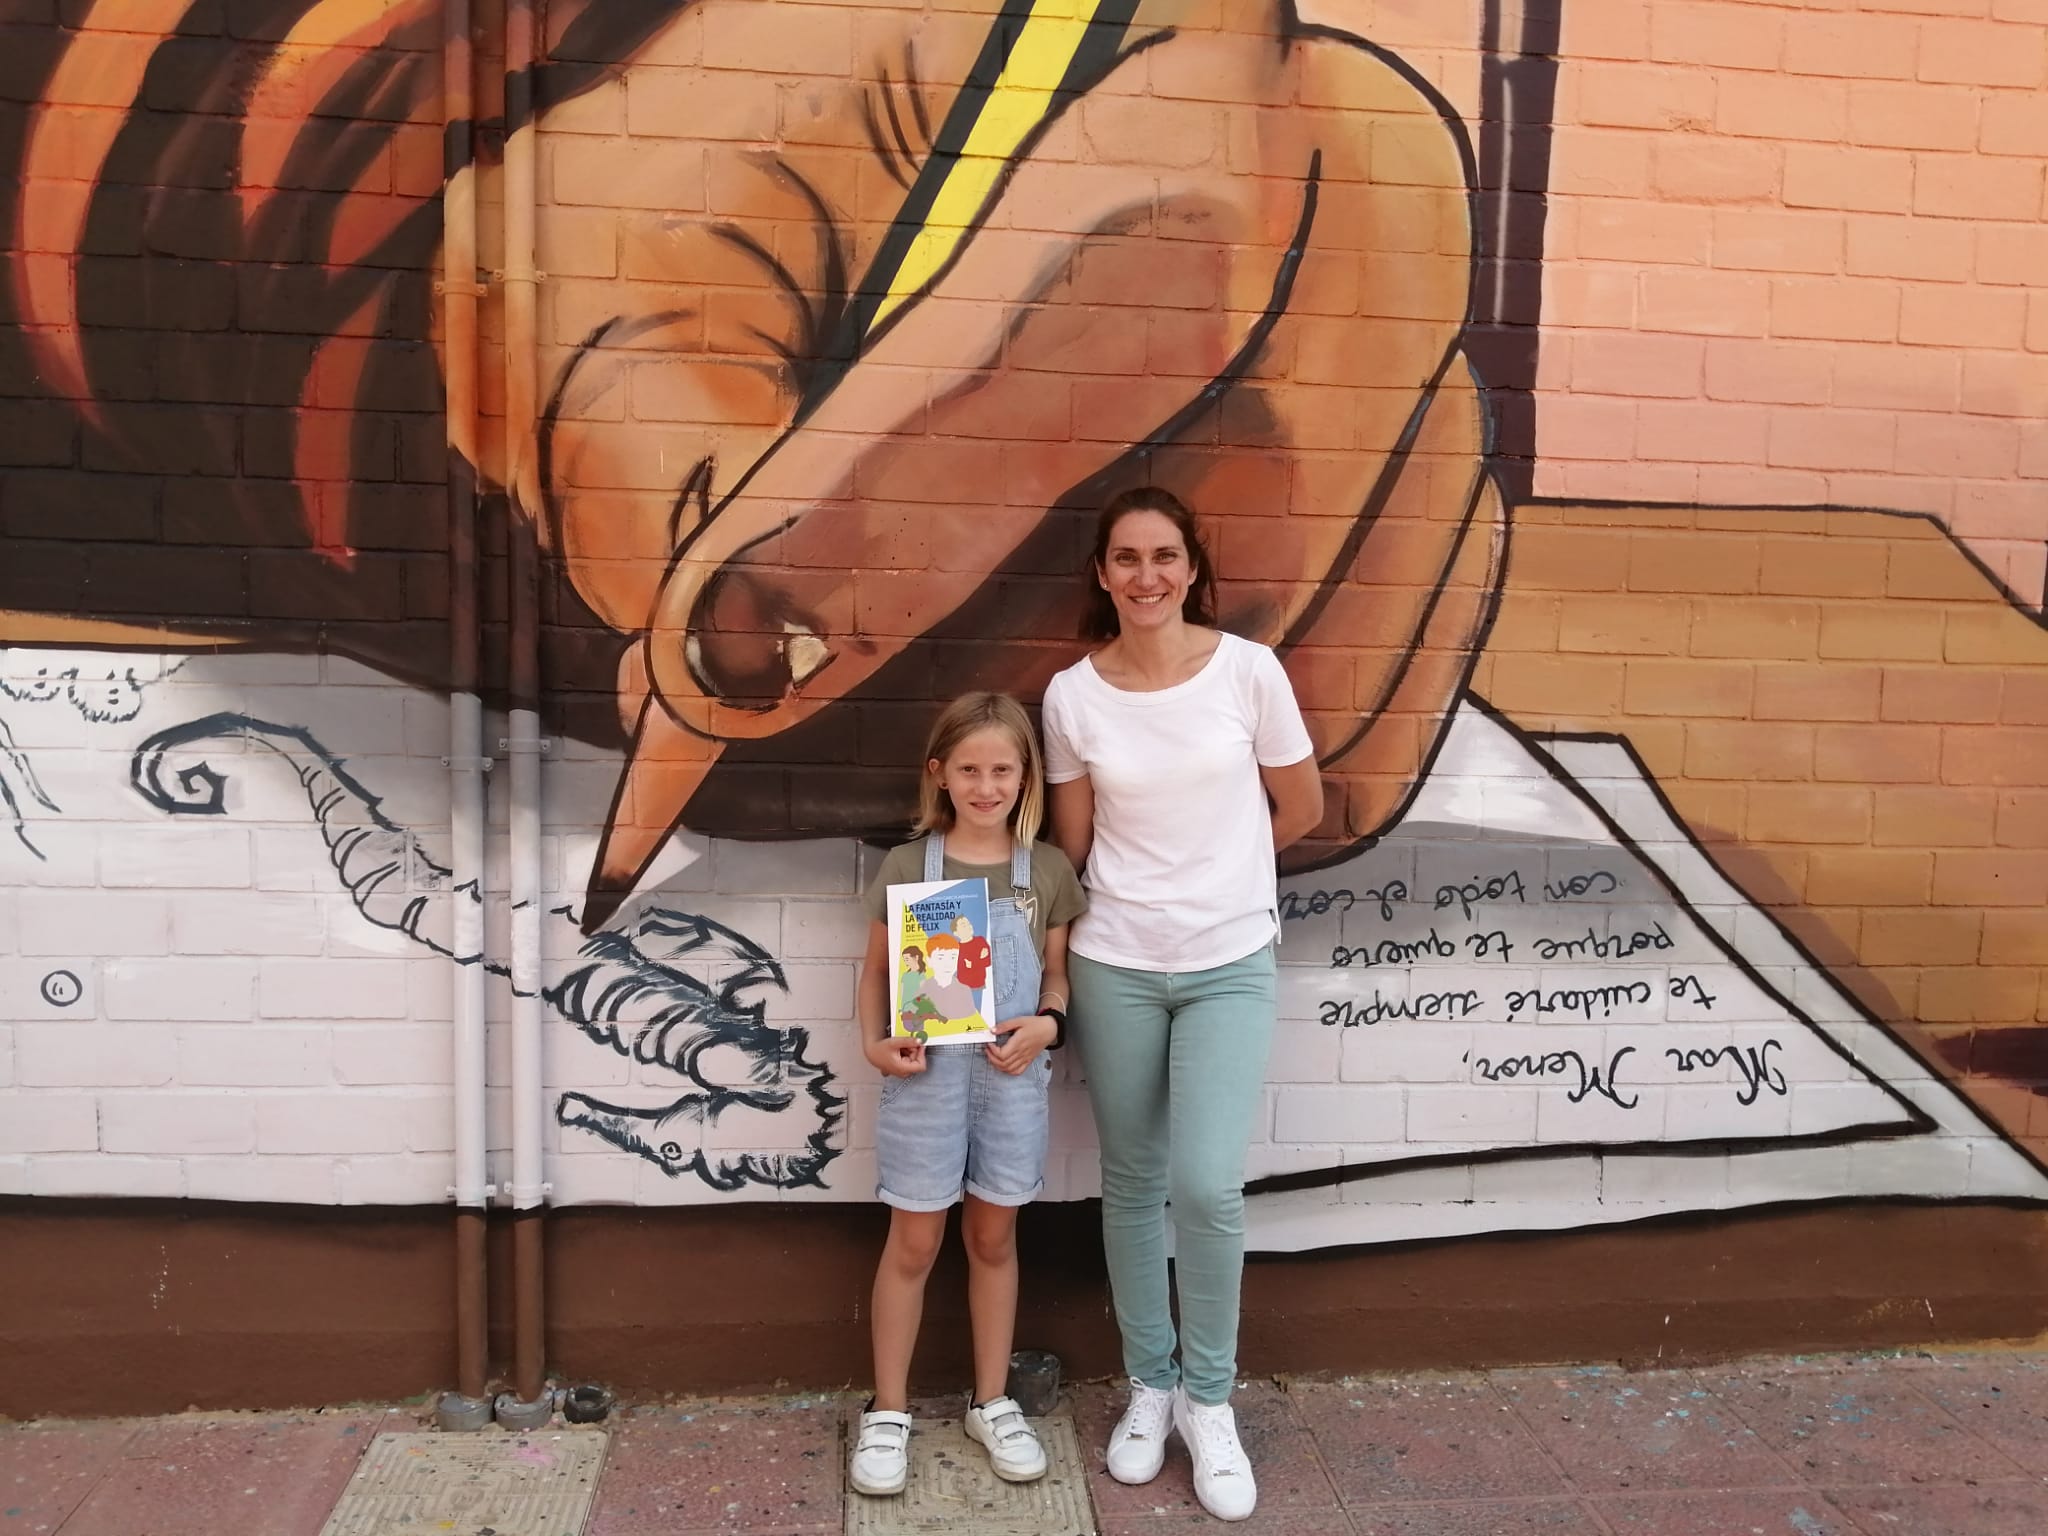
{"left": 845, "top": 1414, "right": 1094, "bottom": 1536}
{"left": 319, "top": 1429, "right": 608, "bottom": 1536}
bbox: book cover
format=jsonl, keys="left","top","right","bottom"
{"left": 887, "top": 876, "right": 995, "bottom": 1045}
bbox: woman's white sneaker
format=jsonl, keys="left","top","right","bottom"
{"left": 1105, "top": 1377, "right": 1176, "bottom": 1484}
{"left": 965, "top": 1395, "right": 1048, "bottom": 1482}
{"left": 1172, "top": 1388, "right": 1257, "bottom": 1522}
{"left": 849, "top": 1407, "right": 912, "bottom": 1496}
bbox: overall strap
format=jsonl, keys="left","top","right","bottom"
{"left": 1010, "top": 838, "right": 1032, "bottom": 895}
{"left": 923, "top": 832, "right": 946, "bottom": 881}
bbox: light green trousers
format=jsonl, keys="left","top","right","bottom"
{"left": 1069, "top": 945, "right": 1276, "bottom": 1406}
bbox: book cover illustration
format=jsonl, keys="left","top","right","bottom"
{"left": 888, "top": 877, "right": 995, "bottom": 1045}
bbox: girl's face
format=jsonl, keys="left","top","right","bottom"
{"left": 930, "top": 724, "right": 1022, "bottom": 836}
{"left": 1097, "top": 509, "right": 1195, "bottom": 633}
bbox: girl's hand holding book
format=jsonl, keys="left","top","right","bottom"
{"left": 865, "top": 1034, "right": 928, "bottom": 1079}
{"left": 983, "top": 1015, "right": 1057, "bottom": 1076}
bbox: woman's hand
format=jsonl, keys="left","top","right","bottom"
{"left": 984, "top": 1015, "right": 1057, "bottom": 1075}
{"left": 864, "top": 1033, "right": 928, "bottom": 1079}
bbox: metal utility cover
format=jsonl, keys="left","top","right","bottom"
{"left": 845, "top": 1414, "right": 1094, "bottom": 1536}
{"left": 320, "top": 1429, "right": 608, "bottom": 1536}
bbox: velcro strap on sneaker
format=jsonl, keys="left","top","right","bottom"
{"left": 857, "top": 1411, "right": 911, "bottom": 1450}
{"left": 977, "top": 1397, "right": 1034, "bottom": 1442}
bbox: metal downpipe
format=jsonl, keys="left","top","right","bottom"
{"left": 501, "top": 0, "right": 550, "bottom": 1418}
{"left": 439, "top": 0, "right": 493, "bottom": 1429}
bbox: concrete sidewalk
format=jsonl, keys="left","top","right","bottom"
{"left": 5, "top": 1350, "right": 2046, "bottom": 1535}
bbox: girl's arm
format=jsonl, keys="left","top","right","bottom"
{"left": 1050, "top": 777, "right": 1095, "bottom": 875}
{"left": 1037, "top": 923, "right": 1071, "bottom": 1022}
{"left": 986, "top": 923, "right": 1069, "bottom": 1076}
{"left": 859, "top": 918, "right": 927, "bottom": 1077}
{"left": 1262, "top": 755, "right": 1324, "bottom": 853}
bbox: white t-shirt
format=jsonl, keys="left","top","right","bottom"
{"left": 1042, "top": 631, "right": 1315, "bottom": 972}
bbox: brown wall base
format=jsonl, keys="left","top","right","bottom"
{"left": 4, "top": 1196, "right": 2044, "bottom": 1419}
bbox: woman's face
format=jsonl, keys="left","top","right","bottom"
{"left": 1098, "top": 509, "right": 1196, "bottom": 634}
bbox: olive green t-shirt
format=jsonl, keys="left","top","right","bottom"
{"left": 862, "top": 836, "right": 1087, "bottom": 956}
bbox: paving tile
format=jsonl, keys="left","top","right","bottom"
{"left": 1292, "top": 1375, "right": 1564, "bottom": 1505}
{"left": 1064, "top": 1379, "right": 1339, "bottom": 1524}
{"left": 1096, "top": 1508, "right": 1357, "bottom": 1535}
{"left": 1350, "top": 1499, "right": 1598, "bottom": 1535}
{"left": 844, "top": 1413, "right": 1092, "bottom": 1536}
{"left": 320, "top": 1429, "right": 606, "bottom": 1536}
{"left": 1696, "top": 1365, "right": 2028, "bottom": 1486}
{"left": 1495, "top": 1367, "right": 1792, "bottom": 1493}
{"left": 1727, "top": 1351, "right": 1953, "bottom": 1375}
{"left": 584, "top": 1397, "right": 843, "bottom": 1535}
{"left": 1900, "top": 1354, "right": 2048, "bottom": 1475}
{"left": 1824, "top": 1481, "right": 2048, "bottom": 1536}
{"left": 1596, "top": 1490, "right": 1860, "bottom": 1535}
{"left": 55, "top": 1412, "right": 382, "bottom": 1536}
{"left": 0, "top": 1419, "right": 136, "bottom": 1536}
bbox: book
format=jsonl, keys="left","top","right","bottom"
{"left": 886, "top": 876, "right": 995, "bottom": 1045}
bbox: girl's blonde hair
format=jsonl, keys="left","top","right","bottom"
{"left": 914, "top": 692, "right": 1046, "bottom": 846}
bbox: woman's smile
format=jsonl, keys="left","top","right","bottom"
{"left": 1100, "top": 510, "right": 1195, "bottom": 628}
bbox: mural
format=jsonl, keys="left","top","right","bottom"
{"left": 1, "top": 0, "right": 2045, "bottom": 1246}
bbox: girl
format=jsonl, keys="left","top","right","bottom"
{"left": 850, "top": 692, "right": 1087, "bottom": 1496}
{"left": 1046, "top": 487, "right": 1322, "bottom": 1523}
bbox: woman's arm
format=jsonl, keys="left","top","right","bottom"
{"left": 1050, "top": 776, "right": 1095, "bottom": 876}
{"left": 1262, "top": 756, "right": 1324, "bottom": 853}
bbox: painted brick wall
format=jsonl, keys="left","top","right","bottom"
{"left": 1, "top": 0, "right": 2044, "bottom": 1275}
{"left": 1538, "top": 0, "right": 2048, "bottom": 602}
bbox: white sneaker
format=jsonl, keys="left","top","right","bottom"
{"left": 965, "top": 1395, "right": 1048, "bottom": 1482}
{"left": 1105, "top": 1377, "right": 1176, "bottom": 1484}
{"left": 849, "top": 1407, "right": 912, "bottom": 1496}
{"left": 1173, "top": 1388, "right": 1257, "bottom": 1522}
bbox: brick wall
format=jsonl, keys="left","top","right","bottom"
{"left": 1538, "top": 0, "right": 2048, "bottom": 601}
{"left": 1, "top": 0, "right": 2045, "bottom": 1297}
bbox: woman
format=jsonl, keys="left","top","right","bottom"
{"left": 1045, "top": 487, "right": 1322, "bottom": 1523}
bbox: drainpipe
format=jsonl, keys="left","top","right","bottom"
{"left": 437, "top": 0, "right": 495, "bottom": 1433}
{"left": 498, "top": 0, "right": 551, "bottom": 1426}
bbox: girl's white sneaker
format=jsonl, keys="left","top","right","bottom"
{"left": 964, "top": 1395, "right": 1048, "bottom": 1482}
{"left": 1172, "top": 1388, "right": 1257, "bottom": 1522}
{"left": 1105, "top": 1377, "right": 1176, "bottom": 1484}
{"left": 849, "top": 1407, "right": 912, "bottom": 1496}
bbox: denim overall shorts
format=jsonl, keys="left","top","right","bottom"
{"left": 873, "top": 834, "right": 1052, "bottom": 1212}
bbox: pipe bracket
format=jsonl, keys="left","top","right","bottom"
{"left": 435, "top": 1392, "right": 496, "bottom": 1433}
{"left": 493, "top": 1390, "right": 554, "bottom": 1432}
{"left": 498, "top": 736, "right": 552, "bottom": 755}
{"left": 442, "top": 755, "right": 496, "bottom": 771}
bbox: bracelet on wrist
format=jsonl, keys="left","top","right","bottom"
{"left": 1042, "top": 1006, "right": 1067, "bottom": 1050}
